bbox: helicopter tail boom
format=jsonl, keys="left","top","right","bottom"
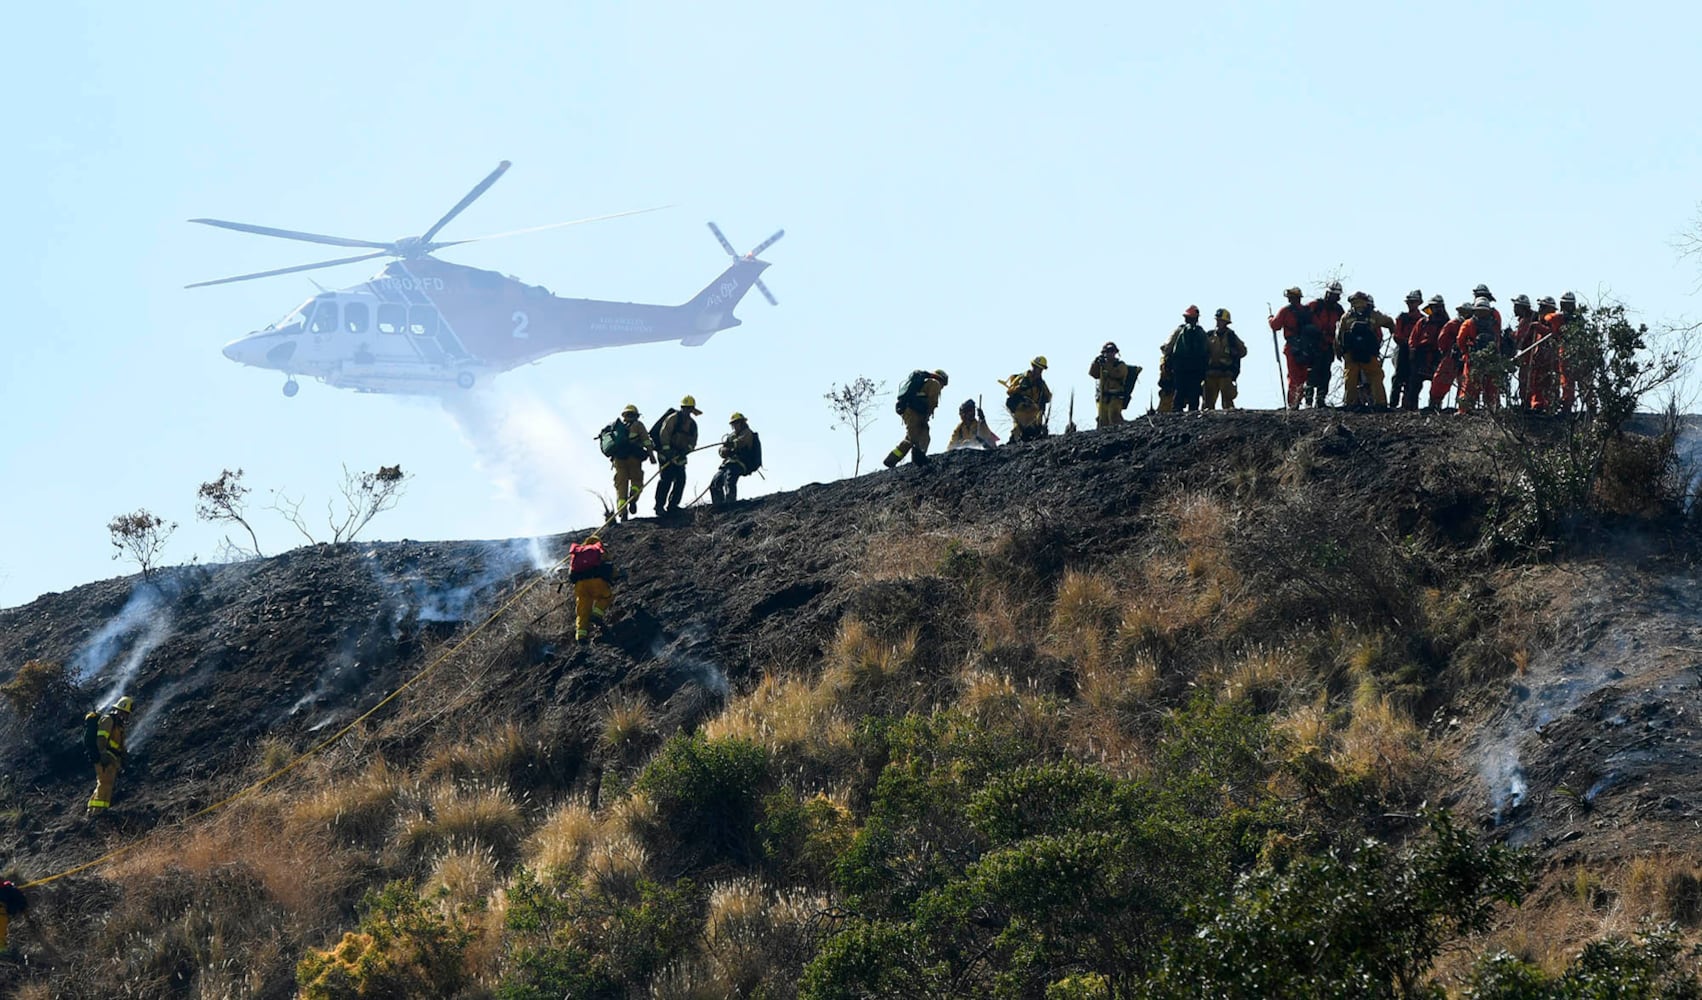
{"left": 677, "top": 258, "right": 771, "bottom": 346}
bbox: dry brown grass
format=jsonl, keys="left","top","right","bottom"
{"left": 1211, "top": 645, "right": 1312, "bottom": 713}
{"left": 599, "top": 693, "right": 657, "bottom": 761}
{"left": 1330, "top": 674, "right": 1428, "bottom": 803}
{"left": 289, "top": 757, "right": 412, "bottom": 848}
{"left": 527, "top": 797, "right": 599, "bottom": 874}
{"left": 650, "top": 879, "right": 829, "bottom": 999}
{"left": 427, "top": 844, "right": 499, "bottom": 907}
{"left": 393, "top": 783, "right": 525, "bottom": 866}
{"left": 702, "top": 670, "right": 855, "bottom": 767}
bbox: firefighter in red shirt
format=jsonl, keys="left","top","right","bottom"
{"left": 1428, "top": 303, "right": 1471, "bottom": 411}
{"left": 1390, "top": 290, "right": 1423, "bottom": 409}
{"left": 1528, "top": 295, "right": 1566, "bottom": 413}
{"left": 1303, "top": 281, "right": 1346, "bottom": 407}
{"left": 1404, "top": 295, "right": 1449, "bottom": 410}
{"left": 1458, "top": 298, "right": 1503, "bottom": 412}
{"left": 1269, "top": 286, "right": 1319, "bottom": 410}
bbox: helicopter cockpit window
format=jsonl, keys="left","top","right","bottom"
{"left": 377, "top": 304, "right": 405, "bottom": 334}
{"left": 408, "top": 305, "right": 439, "bottom": 337}
{"left": 307, "top": 299, "right": 339, "bottom": 335}
{"left": 343, "top": 302, "right": 370, "bottom": 334}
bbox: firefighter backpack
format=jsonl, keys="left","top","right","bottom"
{"left": 744, "top": 432, "right": 763, "bottom": 474}
{"left": 568, "top": 540, "right": 605, "bottom": 576}
{"left": 82, "top": 710, "right": 102, "bottom": 763}
{"left": 895, "top": 370, "right": 929, "bottom": 415}
{"left": 597, "top": 422, "right": 622, "bottom": 458}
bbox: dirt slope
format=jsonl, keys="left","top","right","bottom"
{"left": 1, "top": 409, "right": 1693, "bottom": 932}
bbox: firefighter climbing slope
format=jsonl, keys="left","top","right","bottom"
{"left": 1089, "top": 342, "right": 1138, "bottom": 428}
{"left": 86, "top": 695, "right": 133, "bottom": 815}
{"left": 884, "top": 369, "right": 949, "bottom": 468}
{"left": 565, "top": 536, "right": 615, "bottom": 643}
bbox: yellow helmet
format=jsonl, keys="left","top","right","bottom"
{"left": 621, "top": 404, "right": 639, "bottom": 416}
{"left": 114, "top": 696, "right": 135, "bottom": 713}
{"left": 1031, "top": 355, "right": 1049, "bottom": 370}
{"left": 729, "top": 411, "right": 746, "bottom": 423}
{"left": 1214, "top": 308, "right": 1232, "bottom": 323}
{"left": 680, "top": 394, "right": 702, "bottom": 414}
{"left": 933, "top": 369, "right": 948, "bottom": 385}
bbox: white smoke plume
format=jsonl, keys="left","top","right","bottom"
{"left": 439, "top": 387, "right": 608, "bottom": 563}
{"left": 72, "top": 585, "right": 173, "bottom": 706}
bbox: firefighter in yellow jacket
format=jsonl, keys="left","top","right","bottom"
{"left": 948, "top": 399, "right": 1001, "bottom": 450}
{"left": 1203, "top": 309, "right": 1249, "bottom": 410}
{"left": 607, "top": 404, "right": 655, "bottom": 522}
{"left": 1336, "top": 292, "right": 1396, "bottom": 408}
{"left": 884, "top": 369, "right": 948, "bottom": 468}
{"left": 87, "top": 695, "right": 133, "bottom": 814}
{"left": 1089, "top": 342, "right": 1139, "bottom": 428}
{"left": 653, "top": 395, "right": 702, "bottom": 516}
{"left": 1004, "top": 356, "right": 1052, "bottom": 441}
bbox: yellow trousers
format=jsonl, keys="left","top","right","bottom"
{"left": 1342, "top": 359, "right": 1386, "bottom": 407}
{"left": 886, "top": 408, "right": 932, "bottom": 464}
{"left": 89, "top": 752, "right": 120, "bottom": 809}
{"left": 1095, "top": 400, "right": 1126, "bottom": 427}
{"left": 612, "top": 458, "right": 646, "bottom": 517}
{"left": 1203, "top": 375, "right": 1237, "bottom": 409}
{"left": 574, "top": 578, "right": 613, "bottom": 639}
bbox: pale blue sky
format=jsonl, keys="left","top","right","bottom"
{"left": 2, "top": 0, "right": 1698, "bottom": 606}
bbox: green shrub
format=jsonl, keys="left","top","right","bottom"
{"left": 635, "top": 733, "right": 770, "bottom": 868}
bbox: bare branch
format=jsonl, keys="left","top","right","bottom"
{"left": 266, "top": 489, "right": 319, "bottom": 545}
{"left": 196, "top": 468, "right": 263, "bottom": 557}
{"left": 328, "top": 463, "right": 410, "bottom": 543}
{"left": 825, "top": 376, "right": 886, "bottom": 476}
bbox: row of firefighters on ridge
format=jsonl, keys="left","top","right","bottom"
{"left": 1269, "top": 282, "right": 1587, "bottom": 412}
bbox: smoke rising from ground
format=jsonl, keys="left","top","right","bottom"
{"left": 73, "top": 584, "right": 173, "bottom": 707}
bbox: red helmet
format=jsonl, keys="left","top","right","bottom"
{"left": 1183, "top": 305, "right": 1200, "bottom": 319}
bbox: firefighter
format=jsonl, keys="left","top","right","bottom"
{"left": 1271, "top": 286, "right": 1320, "bottom": 409}
{"left": 1162, "top": 306, "right": 1210, "bottom": 412}
{"left": 607, "top": 404, "right": 655, "bottom": 522}
{"left": 710, "top": 413, "right": 762, "bottom": 505}
{"left": 1390, "top": 290, "right": 1424, "bottom": 409}
{"left": 1458, "top": 298, "right": 1503, "bottom": 412}
{"left": 1004, "top": 357, "right": 1052, "bottom": 441}
{"left": 1510, "top": 295, "right": 1539, "bottom": 408}
{"left": 653, "top": 395, "right": 702, "bottom": 516}
{"left": 1337, "top": 291, "right": 1395, "bottom": 408}
{"left": 565, "top": 535, "right": 614, "bottom": 644}
{"left": 884, "top": 369, "right": 949, "bottom": 468}
{"left": 1305, "top": 281, "right": 1347, "bottom": 407}
{"left": 948, "top": 399, "right": 1001, "bottom": 450}
{"left": 87, "top": 695, "right": 133, "bottom": 815}
{"left": 1427, "top": 303, "right": 1472, "bottom": 411}
{"left": 1203, "top": 309, "right": 1247, "bottom": 409}
{"left": 1089, "top": 342, "right": 1138, "bottom": 427}
{"left": 1403, "top": 295, "right": 1448, "bottom": 410}
{"left": 1528, "top": 295, "right": 1566, "bottom": 413}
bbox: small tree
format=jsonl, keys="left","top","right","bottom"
{"left": 270, "top": 464, "right": 410, "bottom": 545}
{"left": 825, "top": 376, "right": 885, "bottom": 475}
{"left": 108, "top": 508, "right": 176, "bottom": 582}
{"left": 196, "top": 468, "right": 263, "bottom": 557}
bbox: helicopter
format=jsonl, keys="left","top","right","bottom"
{"left": 190, "top": 161, "right": 783, "bottom": 396}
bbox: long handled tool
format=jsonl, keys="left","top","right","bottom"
{"left": 1267, "top": 303, "right": 1286, "bottom": 406}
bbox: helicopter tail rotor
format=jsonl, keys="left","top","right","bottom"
{"left": 706, "top": 223, "right": 783, "bottom": 306}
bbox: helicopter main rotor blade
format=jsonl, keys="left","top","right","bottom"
{"left": 755, "top": 277, "right": 778, "bottom": 306}
{"left": 418, "top": 160, "right": 511, "bottom": 245}
{"left": 707, "top": 221, "right": 738, "bottom": 258}
{"left": 748, "top": 229, "right": 785, "bottom": 258}
{"left": 435, "top": 206, "right": 671, "bottom": 248}
{"left": 185, "top": 250, "right": 391, "bottom": 289}
{"left": 188, "top": 218, "right": 393, "bottom": 250}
